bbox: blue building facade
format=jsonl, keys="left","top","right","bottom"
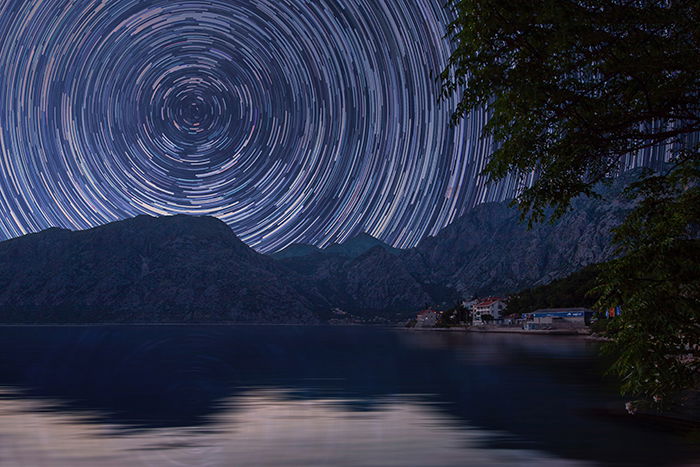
{"left": 524, "top": 308, "right": 594, "bottom": 329}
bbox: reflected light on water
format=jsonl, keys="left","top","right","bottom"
{"left": 0, "top": 388, "right": 586, "bottom": 466}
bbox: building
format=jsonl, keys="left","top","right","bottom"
{"left": 459, "top": 299, "right": 479, "bottom": 325}
{"left": 416, "top": 309, "right": 440, "bottom": 327}
{"left": 461, "top": 298, "right": 479, "bottom": 311}
{"left": 524, "top": 308, "right": 594, "bottom": 330}
{"left": 472, "top": 298, "right": 506, "bottom": 324}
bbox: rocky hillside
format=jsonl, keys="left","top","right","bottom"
{"left": 274, "top": 175, "right": 636, "bottom": 303}
{"left": 272, "top": 232, "right": 399, "bottom": 260}
{"left": 0, "top": 175, "right": 636, "bottom": 323}
{"left": 0, "top": 215, "right": 319, "bottom": 323}
{"left": 272, "top": 232, "right": 443, "bottom": 317}
{"left": 405, "top": 184, "right": 632, "bottom": 296}
{"left": 275, "top": 246, "right": 444, "bottom": 317}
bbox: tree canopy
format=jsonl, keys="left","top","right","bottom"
{"left": 441, "top": 0, "right": 699, "bottom": 219}
{"left": 441, "top": 0, "right": 699, "bottom": 408}
{"left": 596, "top": 167, "right": 699, "bottom": 406}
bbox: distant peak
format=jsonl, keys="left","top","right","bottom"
{"left": 42, "top": 226, "right": 71, "bottom": 234}
{"left": 324, "top": 232, "right": 399, "bottom": 258}
{"left": 269, "top": 243, "right": 322, "bottom": 259}
{"left": 331, "top": 232, "right": 383, "bottom": 248}
{"left": 347, "top": 232, "right": 380, "bottom": 242}
{"left": 102, "top": 213, "right": 230, "bottom": 232}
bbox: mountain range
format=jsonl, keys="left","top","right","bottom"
{"left": 272, "top": 233, "right": 400, "bottom": 260}
{"left": 0, "top": 176, "right": 635, "bottom": 323}
{"left": 0, "top": 215, "right": 318, "bottom": 323}
{"left": 275, "top": 175, "right": 634, "bottom": 309}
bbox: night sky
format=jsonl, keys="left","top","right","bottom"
{"left": 0, "top": 0, "right": 658, "bottom": 252}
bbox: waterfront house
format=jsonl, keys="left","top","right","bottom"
{"left": 472, "top": 298, "right": 506, "bottom": 325}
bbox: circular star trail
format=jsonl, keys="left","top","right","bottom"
{"left": 0, "top": 0, "right": 519, "bottom": 252}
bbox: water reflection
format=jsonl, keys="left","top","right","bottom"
{"left": 0, "top": 389, "right": 587, "bottom": 466}
{"left": 0, "top": 326, "right": 695, "bottom": 466}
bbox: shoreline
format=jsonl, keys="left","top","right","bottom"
{"left": 466, "top": 326, "right": 589, "bottom": 336}
{"left": 0, "top": 322, "right": 328, "bottom": 327}
{"left": 0, "top": 322, "right": 612, "bottom": 340}
{"left": 404, "top": 325, "right": 611, "bottom": 340}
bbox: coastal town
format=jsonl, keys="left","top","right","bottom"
{"left": 408, "top": 296, "right": 618, "bottom": 336}
{"left": 326, "top": 294, "right": 620, "bottom": 336}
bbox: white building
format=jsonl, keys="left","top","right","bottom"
{"left": 472, "top": 298, "right": 506, "bottom": 324}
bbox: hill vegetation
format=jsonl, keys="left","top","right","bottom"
{"left": 504, "top": 264, "right": 602, "bottom": 316}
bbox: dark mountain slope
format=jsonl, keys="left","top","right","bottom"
{"left": 271, "top": 232, "right": 398, "bottom": 260}
{"left": 270, "top": 243, "right": 322, "bottom": 259}
{"left": 338, "top": 247, "right": 433, "bottom": 313}
{"left": 324, "top": 233, "right": 400, "bottom": 258}
{"left": 0, "top": 173, "right": 637, "bottom": 323}
{"left": 405, "top": 179, "right": 634, "bottom": 296}
{"left": 0, "top": 215, "right": 318, "bottom": 323}
{"left": 275, "top": 246, "right": 442, "bottom": 317}
{"left": 275, "top": 177, "right": 634, "bottom": 306}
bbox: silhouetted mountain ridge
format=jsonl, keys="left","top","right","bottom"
{"left": 274, "top": 173, "right": 637, "bottom": 307}
{"left": 0, "top": 215, "right": 318, "bottom": 323}
{"left": 0, "top": 173, "right": 636, "bottom": 322}
{"left": 403, "top": 176, "right": 635, "bottom": 296}
{"left": 271, "top": 232, "right": 398, "bottom": 260}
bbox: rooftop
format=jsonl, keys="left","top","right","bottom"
{"left": 476, "top": 298, "right": 505, "bottom": 307}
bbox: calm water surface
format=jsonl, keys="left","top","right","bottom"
{"left": 0, "top": 325, "right": 696, "bottom": 466}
